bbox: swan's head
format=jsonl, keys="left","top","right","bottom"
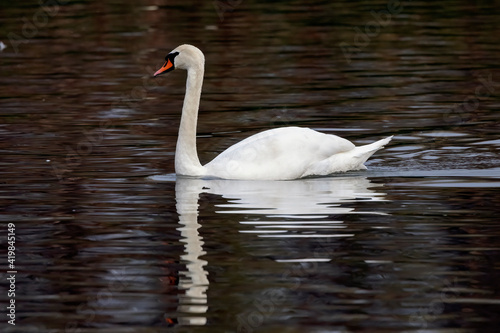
{"left": 153, "top": 44, "right": 205, "bottom": 77}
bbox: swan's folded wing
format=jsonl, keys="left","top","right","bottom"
{"left": 204, "top": 127, "right": 355, "bottom": 180}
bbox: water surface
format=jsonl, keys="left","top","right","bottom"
{"left": 1, "top": 0, "right": 500, "bottom": 332}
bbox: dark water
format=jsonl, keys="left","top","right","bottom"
{"left": 1, "top": 0, "right": 500, "bottom": 332}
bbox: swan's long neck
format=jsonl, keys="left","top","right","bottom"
{"left": 175, "top": 64, "right": 205, "bottom": 176}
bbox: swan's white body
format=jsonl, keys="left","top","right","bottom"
{"left": 154, "top": 44, "right": 392, "bottom": 180}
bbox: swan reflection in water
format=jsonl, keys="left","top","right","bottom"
{"left": 160, "top": 174, "right": 388, "bottom": 326}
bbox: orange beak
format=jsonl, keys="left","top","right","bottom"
{"left": 154, "top": 59, "right": 174, "bottom": 77}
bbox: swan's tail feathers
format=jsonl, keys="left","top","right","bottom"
{"left": 352, "top": 135, "right": 393, "bottom": 159}
{"left": 348, "top": 135, "right": 393, "bottom": 170}
{"left": 301, "top": 136, "right": 393, "bottom": 177}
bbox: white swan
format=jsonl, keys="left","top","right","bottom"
{"left": 154, "top": 44, "right": 392, "bottom": 180}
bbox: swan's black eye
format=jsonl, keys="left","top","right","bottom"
{"left": 165, "top": 51, "right": 179, "bottom": 62}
